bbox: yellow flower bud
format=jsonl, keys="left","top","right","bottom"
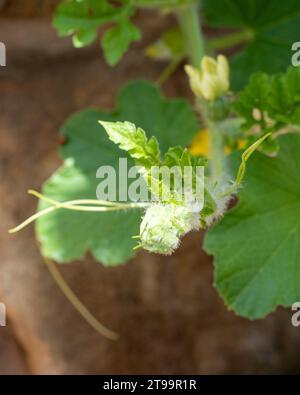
{"left": 185, "top": 55, "right": 230, "bottom": 101}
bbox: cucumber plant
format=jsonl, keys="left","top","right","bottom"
{"left": 10, "top": 0, "right": 300, "bottom": 334}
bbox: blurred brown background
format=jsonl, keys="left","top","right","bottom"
{"left": 1, "top": 0, "right": 300, "bottom": 374}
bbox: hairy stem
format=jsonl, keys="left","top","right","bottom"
{"left": 207, "top": 120, "right": 225, "bottom": 183}
{"left": 176, "top": 4, "right": 226, "bottom": 183}
{"left": 175, "top": 2, "right": 205, "bottom": 66}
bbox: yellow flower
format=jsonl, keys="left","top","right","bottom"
{"left": 189, "top": 128, "right": 211, "bottom": 157}
{"left": 224, "top": 139, "right": 246, "bottom": 155}
{"left": 189, "top": 129, "right": 246, "bottom": 157}
{"left": 185, "top": 55, "right": 230, "bottom": 101}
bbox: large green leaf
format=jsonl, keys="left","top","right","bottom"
{"left": 203, "top": 0, "right": 300, "bottom": 89}
{"left": 36, "top": 80, "right": 199, "bottom": 266}
{"left": 61, "top": 80, "right": 199, "bottom": 159}
{"left": 204, "top": 133, "right": 300, "bottom": 318}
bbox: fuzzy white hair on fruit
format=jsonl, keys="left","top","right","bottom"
{"left": 205, "top": 181, "right": 238, "bottom": 227}
{"left": 139, "top": 203, "right": 200, "bottom": 255}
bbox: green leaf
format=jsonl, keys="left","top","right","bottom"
{"left": 36, "top": 80, "right": 199, "bottom": 266}
{"left": 61, "top": 80, "right": 199, "bottom": 162}
{"left": 100, "top": 121, "right": 160, "bottom": 168}
{"left": 203, "top": 0, "right": 300, "bottom": 89}
{"left": 163, "top": 146, "right": 207, "bottom": 169}
{"left": 233, "top": 72, "right": 271, "bottom": 131}
{"left": 233, "top": 67, "right": 300, "bottom": 133}
{"left": 53, "top": 0, "right": 119, "bottom": 47}
{"left": 132, "top": 0, "right": 194, "bottom": 6}
{"left": 204, "top": 133, "right": 300, "bottom": 318}
{"left": 102, "top": 18, "right": 141, "bottom": 66}
{"left": 53, "top": 0, "right": 139, "bottom": 64}
{"left": 268, "top": 68, "right": 300, "bottom": 125}
{"left": 162, "top": 146, "right": 207, "bottom": 204}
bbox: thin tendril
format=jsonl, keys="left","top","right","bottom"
{"left": 43, "top": 257, "right": 119, "bottom": 341}
{"left": 28, "top": 189, "right": 119, "bottom": 207}
{"left": 218, "top": 132, "right": 272, "bottom": 198}
{"left": 9, "top": 190, "right": 150, "bottom": 234}
{"left": 235, "top": 132, "right": 272, "bottom": 186}
{"left": 28, "top": 189, "right": 149, "bottom": 210}
{"left": 9, "top": 206, "right": 57, "bottom": 233}
{"left": 9, "top": 191, "right": 149, "bottom": 339}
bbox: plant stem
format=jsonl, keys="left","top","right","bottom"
{"left": 176, "top": 2, "right": 225, "bottom": 183}
{"left": 157, "top": 55, "right": 183, "bottom": 86}
{"left": 133, "top": 0, "right": 195, "bottom": 8}
{"left": 207, "top": 29, "right": 254, "bottom": 51}
{"left": 207, "top": 120, "right": 225, "bottom": 183}
{"left": 175, "top": 2, "right": 204, "bottom": 66}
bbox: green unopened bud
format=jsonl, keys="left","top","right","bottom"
{"left": 208, "top": 96, "right": 230, "bottom": 121}
{"left": 139, "top": 204, "right": 198, "bottom": 255}
{"left": 185, "top": 55, "right": 230, "bottom": 102}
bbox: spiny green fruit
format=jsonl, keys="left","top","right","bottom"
{"left": 139, "top": 203, "right": 199, "bottom": 255}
